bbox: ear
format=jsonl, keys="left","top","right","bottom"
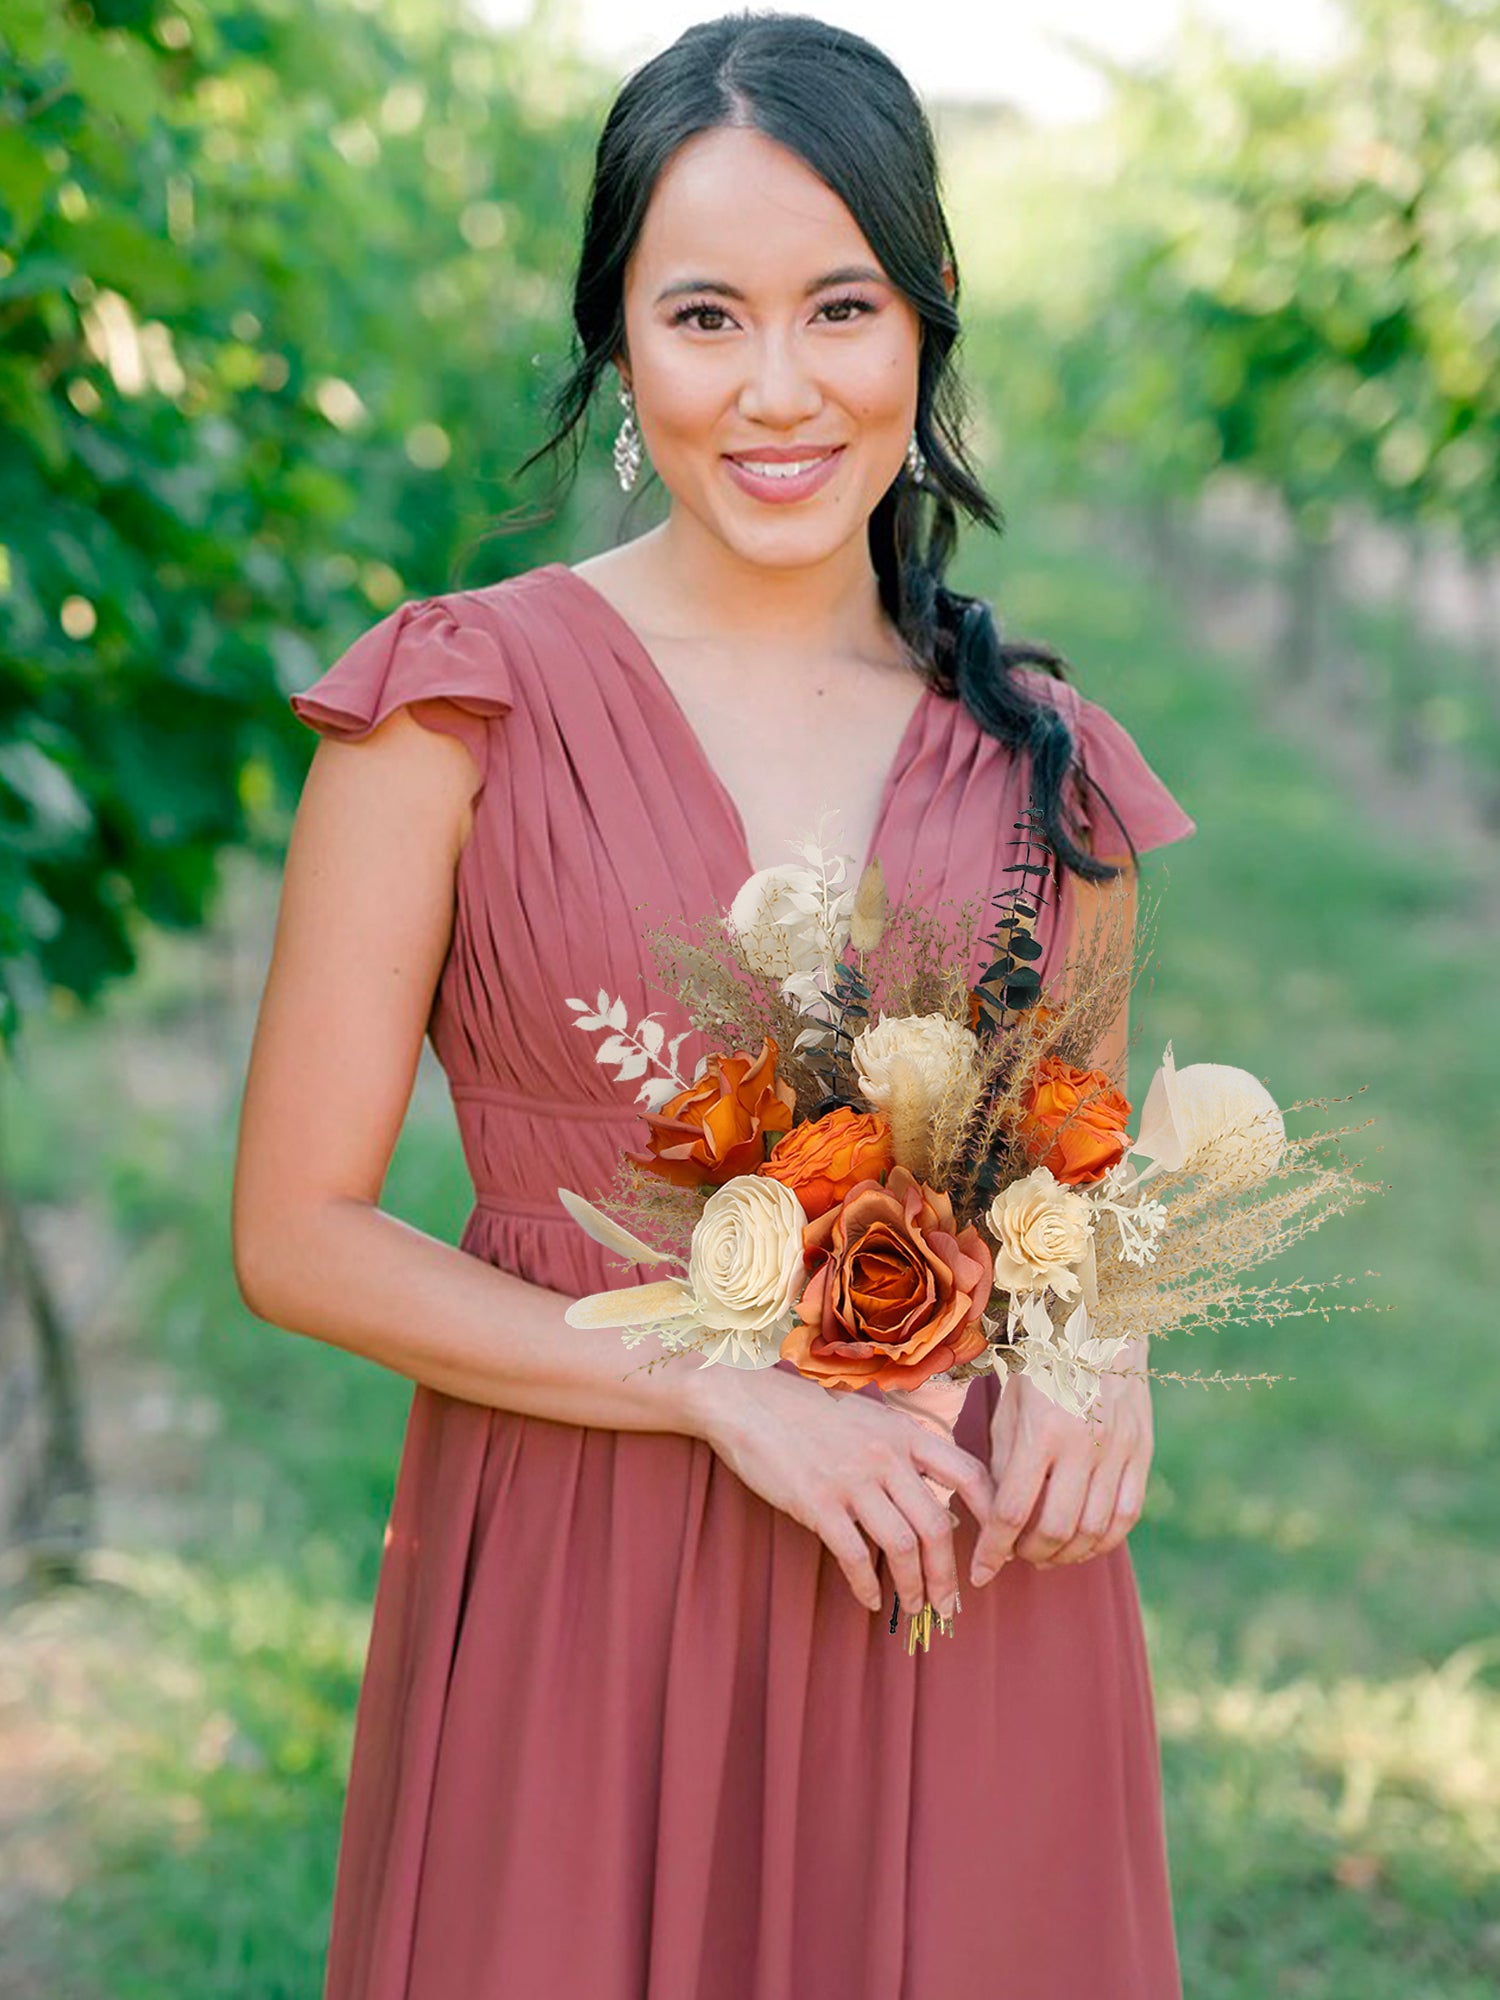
{"left": 941, "top": 261, "right": 956, "bottom": 301}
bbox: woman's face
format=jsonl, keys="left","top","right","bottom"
{"left": 618, "top": 124, "right": 934, "bottom": 574}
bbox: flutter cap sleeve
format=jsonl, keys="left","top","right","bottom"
{"left": 1057, "top": 682, "right": 1197, "bottom": 859}
{"left": 1009, "top": 665, "right": 1196, "bottom": 857}
{"left": 288, "top": 594, "right": 512, "bottom": 796}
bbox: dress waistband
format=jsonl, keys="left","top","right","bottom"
{"left": 450, "top": 1080, "right": 640, "bottom": 1124}
{"left": 472, "top": 1188, "right": 577, "bottom": 1222}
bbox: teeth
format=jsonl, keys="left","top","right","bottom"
{"left": 735, "top": 454, "right": 831, "bottom": 478}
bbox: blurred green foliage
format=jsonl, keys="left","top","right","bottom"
{"left": 953, "top": 0, "right": 1499, "bottom": 547}
{"left": 0, "top": 0, "right": 602, "bottom": 1047}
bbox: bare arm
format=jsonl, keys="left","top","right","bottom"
{"left": 232, "top": 703, "right": 718, "bottom": 1439}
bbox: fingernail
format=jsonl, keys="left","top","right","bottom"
{"left": 971, "top": 1563, "right": 995, "bottom": 1587}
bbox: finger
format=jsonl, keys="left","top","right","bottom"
{"left": 1038, "top": 1453, "right": 1125, "bottom": 1567}
{"left": 972, "top": 1435, "right": 1049, "bottom": 1581}
{"left": 882, "top": 1465, "right": 961, "bottom": 1617}
{"left": 1090, "top": 1459, "right": 1147, "bottom": 1560}
{"left": 905, "top": 1433, "right": 995, "bottom": 1525}
{"left": 1016, "top": 1456, "right": 1093, "bottom": 1566}
{"left": 849, "top": 1484, "right": 929, "bottom": 1618}
{"left": 1047, "top": 1453, "right": 1125, "bottom": 1566}
{"left": 817, "top": 1503, "right": 885, "bottom": 1612}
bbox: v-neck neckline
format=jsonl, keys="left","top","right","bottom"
{"left": 545, "top": 561, "right": 936, "bottom": 879}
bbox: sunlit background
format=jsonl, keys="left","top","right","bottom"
{"left": 475, "top": 0, "right": 1350, "bottom": 120}
{"left": 2, "top": 1, "right": 1497, "bottom": 1993}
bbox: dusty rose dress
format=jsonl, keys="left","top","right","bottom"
{"left": 288, "top": 561, "right": 1197, "bottom": 2000}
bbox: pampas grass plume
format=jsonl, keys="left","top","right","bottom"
{"left": 885, "top": 1052, "right": 932, "bottom": 1180}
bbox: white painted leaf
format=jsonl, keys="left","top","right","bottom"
{"left": 639, "top": 1018, "right": 665, "bottom": 1057}
{"left": 608, "top": 997, "right": 627, "bottom": 1030}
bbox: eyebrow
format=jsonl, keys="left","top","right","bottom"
{"left": 653, "top": 264, "right": 887, "bottom": 304}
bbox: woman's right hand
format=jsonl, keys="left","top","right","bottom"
{"left": 690, "top": 1363, "right": 995, "bottom": 1620}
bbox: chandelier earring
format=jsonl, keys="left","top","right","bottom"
{"left": 905, "top": 429, "right": 927, "bottom": 484}
{"left": 613, "top": 383, "right": 643, "bottom": 492}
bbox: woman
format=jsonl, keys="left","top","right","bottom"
{"left": 234, "top": 14, "right": 1196, "bottom": 1997}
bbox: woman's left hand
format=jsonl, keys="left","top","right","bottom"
{"left": 969, "top": 1333, "right": 1154, "bottom": 1582}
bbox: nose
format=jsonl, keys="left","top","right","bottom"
{"left": 735, "top": 328, "right": 823, "bottom": 429}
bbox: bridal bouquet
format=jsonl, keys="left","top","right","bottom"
{"left": 558, "top": 809, "right": 1384, "bottom": 1652}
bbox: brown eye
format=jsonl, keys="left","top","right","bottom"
{"left": 819, "top": 295, "right": 876, "bottom": 323}
{"left": 671, "top": 302, "right": 733, "bottom": 331}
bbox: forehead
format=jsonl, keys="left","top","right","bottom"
{"left": 629, "top": 125, "right": 878, "bottom": 286}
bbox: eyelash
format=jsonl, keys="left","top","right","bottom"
{"left": 669, "top": 293, "right": 876, "bottom": 331}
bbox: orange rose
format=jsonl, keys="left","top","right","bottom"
{"left": 758, "top": 1107, "right": 894, "bottom": 1220}
{"left": 625, "top": 1035, "right": 796, "bottom": 1189}
{"left": 1012, "top": 1054, "right": 1131, "bottom": 1185}
{"left": 781, "top": 1164, "right": 993, "bottom": 1393}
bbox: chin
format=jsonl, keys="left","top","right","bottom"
{"left": 709, "top": 510, "right": 867, "bottom": 573}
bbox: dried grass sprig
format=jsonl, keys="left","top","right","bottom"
{"left": 1092, "top": 1102, "right": 1391, "bottom": 1364}
{"left": 640, "top": 910, "right": 829, "bottom": 1109}
{"left": 923, "top": 876, "right": 1143, "bottom": 1223}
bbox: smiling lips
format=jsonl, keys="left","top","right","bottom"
{"left": 722, "top": 443, "right": 846, "bottom": 502}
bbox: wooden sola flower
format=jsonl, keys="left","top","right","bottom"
{"left": 560, "top": 829, "right": 1386, "bottom": 1654}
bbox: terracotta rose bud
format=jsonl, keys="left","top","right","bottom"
{"left": 626, "top": 1035, "right": 796, "bottom": 1189}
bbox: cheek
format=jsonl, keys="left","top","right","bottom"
{"left": 840, "top": 338, "right": 920, "bottom": 425}
{"left": 631, "top": 336, "right": 729, "bottom": 443}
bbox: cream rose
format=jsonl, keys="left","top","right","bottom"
{"left": 687, "top": 1173, "right": 807, "bottom": 1362}
{"left": 987, "top": 1165, "right": 1094, "bottom": 1299}
{"left": 852, "top": 1011, "right": 979, "bottom": 1115}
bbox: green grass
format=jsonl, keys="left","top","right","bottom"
{"left": 2, "top": 506, "right": 1496, "bottom": 1996}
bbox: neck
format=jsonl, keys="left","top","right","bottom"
{"left": 635, "top": 519, "right": 897, "bottom": 667}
